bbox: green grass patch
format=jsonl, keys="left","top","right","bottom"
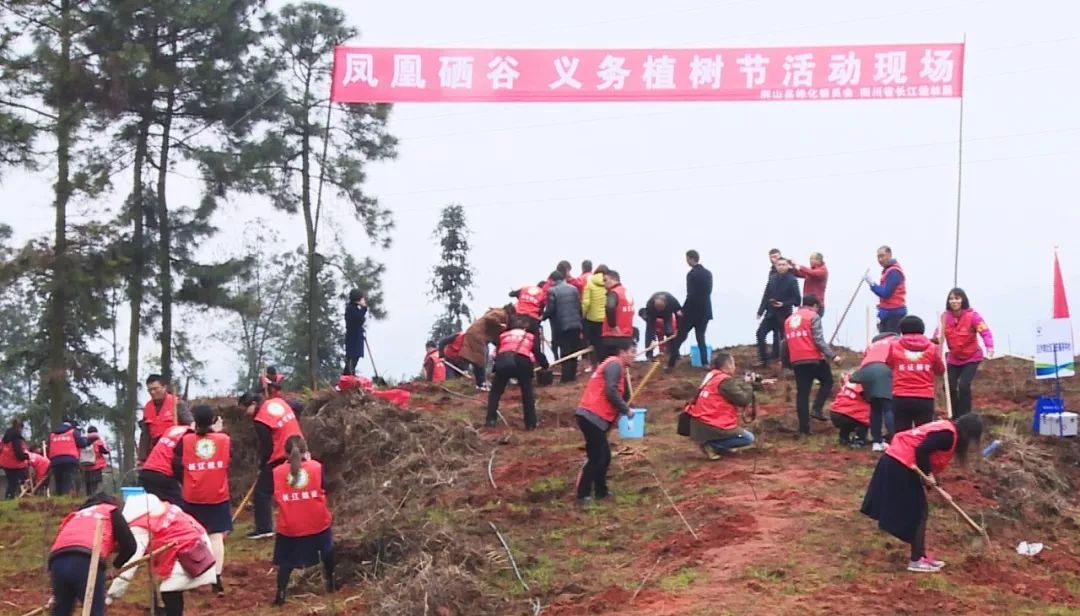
{"left": 657, "top": 567, "right": 699, "bottom": 591}
{"left": 745, "top": 565, "right": 787, "bottom": 583}
{"left": 916, "top": 575, "right": 954, "bottom": 592}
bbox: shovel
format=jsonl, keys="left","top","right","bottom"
{"left": 365, "top": 339, "right": 388, "bottom": 387}
{"left": 912, "top": 466, "right": 991, "bottom": 545}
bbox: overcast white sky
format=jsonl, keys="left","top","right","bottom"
{"left": 3, "top": 0, "right": 1078, "bottom": 398}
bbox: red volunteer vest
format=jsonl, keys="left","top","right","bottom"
{"left": 142, "top": 425, "right": 191, "bottom": 477}
{"left": 179, "top": 432, "right": 231, "bottom": 505}
{"left": 859, "top": 336, "right": 895, "bottom": 367}
{"left": 51, "top": 503, "right": 118, "bottom": 558}
{"left": 784, "top": 307, "right": 824, "bottom": 363}
{"left": 515, "top": 286, "right": 544, "bottom": 319}
{"left": 830, "top": 381, "right": 870, "bottom": 425}
{"left": 0, "top": 440, "right": 26, "bottom": 469}
{"left": 273, "top": 459, "right": 332, "bottom": 537}
{"left": 496, "top": 328, "right": 535, "bottom": 362}
{"left": 426, "top": 350, "right": 446, "bottom": 383}
{"left": 30, "top": 452, "right": 49, "bottom": 479}
{"left": 878, "top": 263, "right": 907, "bottom": 309}
{"left": 943, "top": 310, "right": 979, "bottom": 361}
{"left": 444, "top": 333, "right": 464, "bottom": 360}
{"left": 578, "top": 357, "right": 627, "bottom": 424}
{"left": 86, "top": 439, "right": 107, "bottom": 471}
{"left": 569, "top": 274, "right": 586, "bottom": 293}
{"left": 653, "top": 315, "right": 677, "bottom": 351}
{"left": 889, "top": 338, "right": 942, "bottom": 398}
{"left": 886, "top": 420, "right": 958, "bottom": 475}
{"left": 48, "top": 430, "right": 80, "bottom": 460}
{"left": 254, "top": 398, "right": 304, "bottom": 466}
{"left": 130, "top": 502, "right": 207, "bottom": 579}
{"left": 686, "top": 370, "right": 739, "bottom": 430}
{"left": 601, "top": 285, "right": 634, "bottom": 338}
{"left": 144, "top": 395, "right": 179, "bottom": 441}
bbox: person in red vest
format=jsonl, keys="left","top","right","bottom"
{"left": 28, "top": 446, "right": 50, "bottom": 496}
{"left": 783, "top": 295, "right": 841, "bottom": 435}
{"left": 81, "top": 426, "right": 109, "bottom": 496}
{"left": 175, "top": 405, "right": 231, "bottom": 596}
{"left": 600, "top": 270, "right": 635, "bottom": 361}
{"left": 49, "top": 417, "right": 88, "bottom": 497}
{"left": 239, "top": 382, "right": 303, "bottom": 540}
{"left": 272, "top": 436, "right": 334, "bottom": 606}
{"left": 793, "top": 252, "right": 829, "bottom": 316}
{"left": 851, "top": 332, "right": 900, "bottom": 451}
{"left": 107, "top": 492, "right": 217, "bottom": 614}
{"left": 861, "top": 414, "right": 983, "bottom": 573}
{"left": 508, "top": 283, "right": 550, "bottom": 370}
{"left": 139, "top": 424, "right": 192, "bottom": 506}
{"left": 931, "top": 288, "right": 995, "bottom": 418}
{"left": 830, "top": 375, "right": 871, "bottom": 447}
{"left": 1, "top": 418, "right": 29, "bottom": 499}
{"left": 423, "top": 341, "right": 447, "bottom": 383}
{"left": 684, "top": 352, "right": 756, "bottom": 460}
{"left": 865, "top": 245, "right": 908, "bottom": 334}
{"left": 886, "top": 316, "right": 945, "bottom": 432}
{"left": 437, "top": 331, "right": 486, "bottom": 389}
{"left": 485, "top": 317, "right": 539, "bottom": 430}
{"left": 259, "top": 366, "right": 286, "bottom": 397}
{"left": 141, "top": 373, "right": 193, "bottom": 459}
{"left": 49, "top": 494, "right": 137, "bottom": 616}
{"left": 640, "top": 291, "right": 679, "bottom": 360}
{"left": 574, "top": 343, "right": 637, "bottom": 507}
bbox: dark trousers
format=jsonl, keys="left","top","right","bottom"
{"left": 553, "top": 329, "right": 583, "bottom": 383}
{"left": 583, "top": 320, "right": 603, "bottom": 364}
{"left": 576, "top": 416, "right": 611, "bottom": 499}
{"left": 139, "top": 469, "right": 184, "bottom": 506}
{"left": 343, "top": 355, "right": 360, "bottom": 376}
{"left": 254, "top": 464, "right": 275, "bottom": 534}
{"left": 755, "top": 314, "right": 783, "bottom": 363}
{"left": 947, "top": 362, "right": 980, "bottom": 417}
{"left": 878, "top": 312, "right": 905, "bottom": 334}
{"left": 52, "top": 462, "right": 76, "bottom": 497}
{"left": 83, "top": 469, "right": 103, "bottom": 496}
{"left": 869, "top": 398, "right": 894, "bottom": 442}
{"left": 277, "top": 548, "right": 335, "bottom": 592}
{"left": 50, "top": 554, "right": 106, "bottom": 616}
{"left": 447, "top": 357, "right": 486, "bottom": 388}
{"left": 893, "top": 397, "right": 935, "bottom": 433}
{"left": 792, "top": 361, "right": 834, "bottom": 434}
{"left": 521, "top": 316, "right": 549, "bottom": 370}
{"left": 3, "top": 468, "right": 25, "bottom": 499}
{"left": 486, "top": 354, "right": 537, "bottom": 429}
{"left": 830, "top": 412, "right": 868, "bottom": 443}
{"left": 668, "top": 318, "right": 709, "bottom": 368}
{"left": 911, "top": 503, "right": 929, "bottom": 561}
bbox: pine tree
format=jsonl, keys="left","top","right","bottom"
{"left": 429, "top": 204, "right": 475, "bottom": 341}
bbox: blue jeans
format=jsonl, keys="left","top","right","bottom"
{"left": 50, "top": 553, "right": 106, "bottom": 616}
{"left": 870, "top": 398, "right": 895, "bottom": 442}
{"left": 706, "top": 429, "right": 755, "bottom": 452}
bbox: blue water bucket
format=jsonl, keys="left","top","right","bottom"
{"left": 690, "top": 345, "right": 713, "bottom": 368}
{"left": 618, "top": 408, "right": 647, "bottom": 439}
{"left": 120, "top": 486, "right": 145, "bottom": 502}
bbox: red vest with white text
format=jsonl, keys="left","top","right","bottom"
{"left": 48, "top": 430, "right": 80, "bottom": 460}
{"left": 878, "top": 263, "right": 907, "bottom": 309}
{"left": 578, "top": 357, "right": 627, "bottom": 424}
{"left": 515, "top": 286, "right": 544, "bottom": 319}
{"left": 830, "top": 381, "right": 870, "bottom": 425}
{"left": 143, "top": 395, "right": 179, "bottom": 441}
{"left": 254, "top": 397, "right": 304, "bottom": 466}
{"left": 888, "top": 337, "right": 942, "bottom": 398}
{"left": 179, "top": 432, "right": 231, "bottom": 505}
{"left": 51, "top": 503, "right": 118, "bottom": 558}
{"left": 129, "top": 502, "right": 208, "bottom": 578}
{"left": 686, "top": 370, "right": 739, "bottom": 430}
{"left": 601, "top": 285, "right": 635, "bottom": 338}
{"left": 142, "top": 425, "right": 191, "bottom": 478}
{"left": 886, "top": 420, "right": 957, "bottom": 474}
{"left": 426, "top": 350, "right": 446, "bottom": 383}
{"left": 784, "top": 307, "right": 824, "bottom": 363}
{"left": 273, "top": 459, "right": 333, "bottom": 538}
{"left": 496, "top": 328, "right": 535, "bottom": 363}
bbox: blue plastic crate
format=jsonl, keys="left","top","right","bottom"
{"left": 690, "top": 345, "right": 713, "bottom": 368}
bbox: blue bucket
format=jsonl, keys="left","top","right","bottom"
{"left": 120, "top": 486, "right": 145, "bottom": 502}
{"left": 690, "top": 345, "right": 713, "bottom": 368}
{"left": 618, "top": 408, "right": 647, "bottom": 439}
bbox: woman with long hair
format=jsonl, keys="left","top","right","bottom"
{"left": 272, "top": 436, "right": 334, "bottom": 605}
{"left": 932, "top": 288, "right": 994, "bottom": 417}
{"left": 175, "top": 405, "right": 231, "bottom": 596}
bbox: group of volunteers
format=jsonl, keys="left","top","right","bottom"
{"left": 421, "top": 244, "right": 996, "bottom": 574}
{"left": 38, "top": 372, "right": 335, "bottom": 615}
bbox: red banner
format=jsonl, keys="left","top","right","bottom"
{"left": 331, "top": 43, "right": 963, "bottom": 103}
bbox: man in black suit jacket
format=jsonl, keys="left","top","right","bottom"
{"left": 756, "top": 256, "right": 801, "bottom": 367}
{"left": 667, "top": 250, "right": 714, "bottom": 370}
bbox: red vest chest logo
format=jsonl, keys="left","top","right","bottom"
{"left": 194, "top": 438, "right": 217, "bottom": 460}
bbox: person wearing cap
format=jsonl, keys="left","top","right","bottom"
{"left": 82, "top": 426, "right": 110, "bottom": 496}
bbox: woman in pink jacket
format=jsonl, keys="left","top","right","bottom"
{"left": 932, "top": 288, "right": 994, "bottom": 418}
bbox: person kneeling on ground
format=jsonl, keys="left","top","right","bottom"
{"left": 574, "top": 343, "right": 637, "bottom": 507}
{"left": 685, "top": 352, "right": 756, "bottom": 460}
{"left": 830, "top": 374, "right": 870, "bottom": 448}
{"left": 860, "top": 414, "right": 983, "bottom": 573}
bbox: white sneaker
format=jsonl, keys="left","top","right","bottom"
{"left": 872, "top": 442, "right": 887, "bottom": 453}
{"left": 907, "top": 557, "right": 943, "bottom": 573}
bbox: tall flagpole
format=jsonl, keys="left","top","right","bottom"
{"left": 952, "top": 33, "right": 967, "bottom": 288}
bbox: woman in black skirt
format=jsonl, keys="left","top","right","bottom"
{"left": 174, "top": 405, "right": 232, "bottom": 595}
{"left": 272, "top": 436, "right": 334, "bottom": 605}
{"left": 861, "top": 414, "right": 982, "bottom": 572}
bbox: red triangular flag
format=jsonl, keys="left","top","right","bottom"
{"left": 1053, "top": 251, "right": 1070, "bottom": 318}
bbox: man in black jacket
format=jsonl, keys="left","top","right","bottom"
{"left": 543, "top": 271, "right": 584, "bottom": 383}
{"left": 756, "top": 257, "right": 801, "bottom": 367}
{"left": 668, "top": 250, "right": 713, "bottom": 370}
{"left": 641, "top": 291, "right": 680, "bottom": 360}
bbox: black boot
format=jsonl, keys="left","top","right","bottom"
{"left": 325, "top": 573, "right": 336, "bottom": 594}
{"left": 273, "top": 590, "right": 286, "bottom": 606}
{"left": 213, "top": 575, "right": 225, "bottom": 596}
